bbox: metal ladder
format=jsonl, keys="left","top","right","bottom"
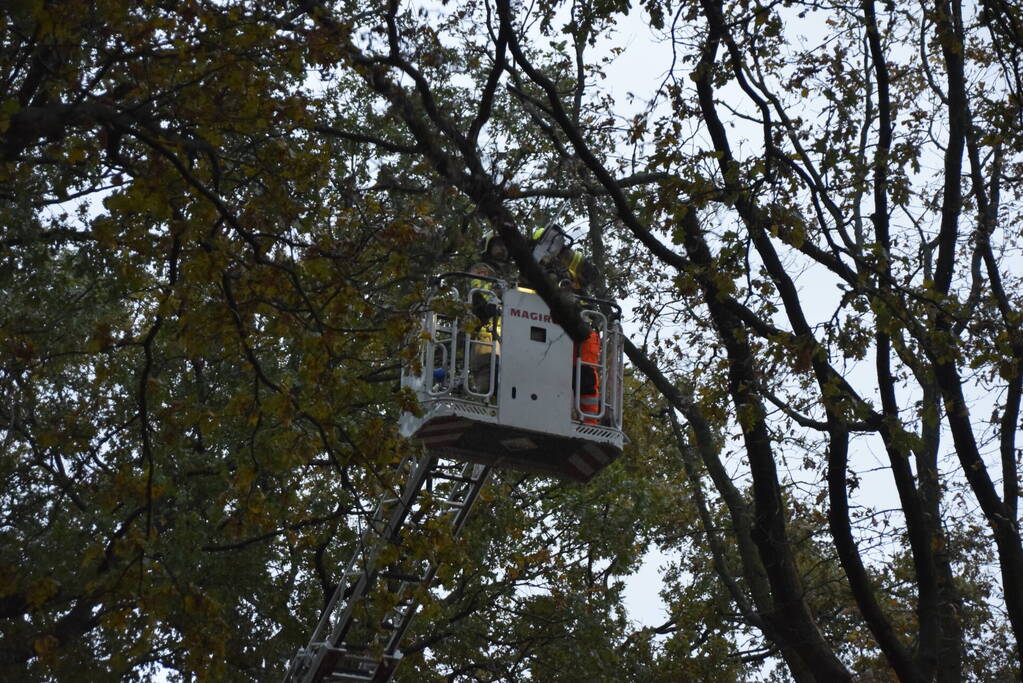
{"left": 282, "top": 453, "right": 492, "bottom": 683}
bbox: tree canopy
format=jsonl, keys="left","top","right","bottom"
{"left": 3, "top": 0, "right": 1023, "bottom": 680}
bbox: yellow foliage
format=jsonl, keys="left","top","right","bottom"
{"left": 26, "top": 577, "right": 60, "bottom": 608}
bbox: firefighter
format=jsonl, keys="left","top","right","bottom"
{"left": 477, "top": 231, "right": 517, "bottom": 283}
{"left": 530, "top": 225, "right": 599, "bottom": 291}
{"left": 465, "top": 231, "right": 516, "bottom": 396}
{"left": 470, "top": 230, "right": 517, "bottom": 318}
{"left": 530, "top": 226, "right": 602, "bottom": 425}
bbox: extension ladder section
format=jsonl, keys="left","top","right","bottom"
{"left": 282, "top": 454, "right": 491, "bottom": 682}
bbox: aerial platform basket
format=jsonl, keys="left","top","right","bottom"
{"left": 399, "top": 272, "right": 627, "bottom": 482}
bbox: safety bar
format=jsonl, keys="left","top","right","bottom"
{"left": 462, "top": 286, "right": 500, "bottom": 400}
{"left": 418, "top": 278, "right": 503, "bottom": 401}
{"left": 605, "top": 324, "right": 625, "bottom": 431}
{"left": 575, "top": 294, "right": 623, "bottom": 321}
{"left": 434, "top": 271, "right": 505, "bottom": 287}
{"left": 424, "top": 312, "right": 458, "bottom": 397}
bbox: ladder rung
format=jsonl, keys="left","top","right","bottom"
{"left": 378, "top": 569, "right": 424, "bottom": 583}
{"left": 327, "top": 656, "right": 378, "bottom": 674}
{"left": 337, "top": 642, "right": 369, "bottom": 652}
{"left": 387, "top": 601, "right": 415, "bottom": 617}
{"left": 431, "top": 472, "right": 475, "bottom": 484}
{"left": 310, "top": 643, "right": 372, "bottom": 659}
{"left": 333, "top": 656, "right": 377, "bottom": 669}
{"left": 324, "top": 669, "right": 375, "bottom": 682}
